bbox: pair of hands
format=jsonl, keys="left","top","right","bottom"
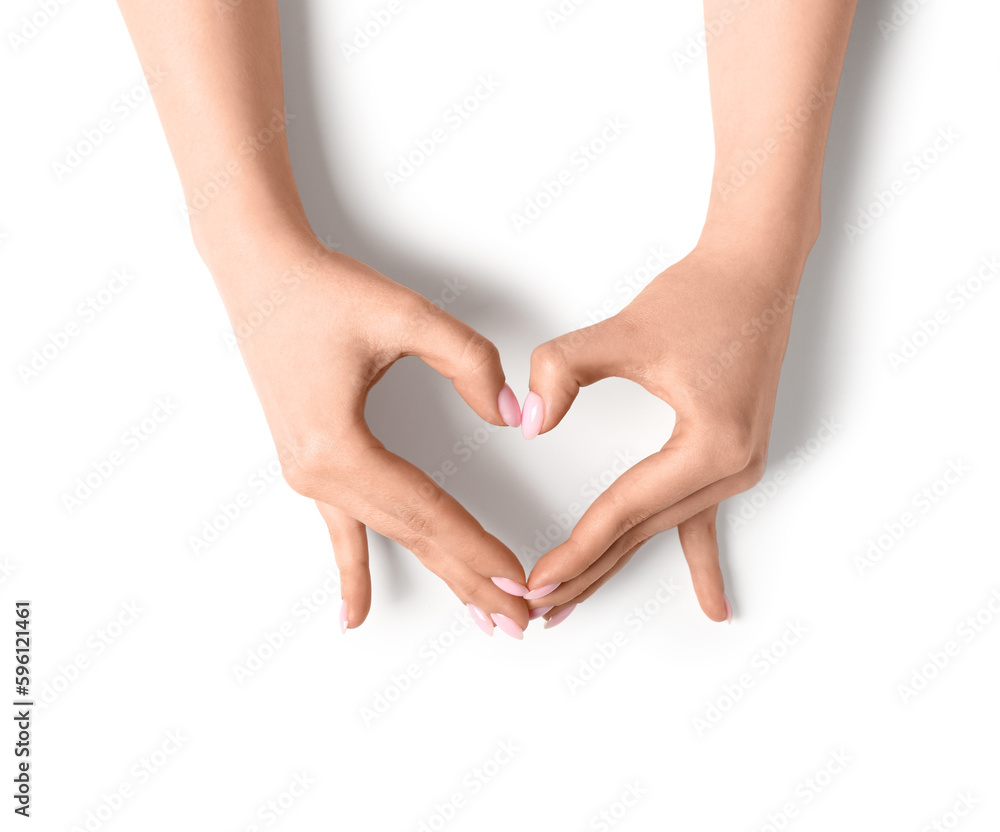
{"left": 210, "top": 225, "right": 803, "bottom": 639}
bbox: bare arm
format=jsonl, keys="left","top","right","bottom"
{"left": 116, "top": 0, "right": 306, "bottom": 252}
{"left": 701, "top": 0, "right": 858, "bottom": 250}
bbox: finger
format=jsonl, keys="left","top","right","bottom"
{"left": 355, "top": 455, "right": 531, "bottom": 635}
{"left": 587, "top": 479, "right": 743, "bottom": 621}
{"left": 544, "top": 506, "right": 732, "bottom": 626}
{"left": 379, "top": 535, "right": 529, "bottom": 635}
{"left": 458, "top": 564, "right": 531, "bottom": 637}
{"left": 528, "top": 428, "right": 718, "bottom": 589}
{"left": 399, "top": 296, "right": 518, "bottom": 427}
{"left": 523, "top": 320, "right": 624, "bottom": 439}
{"left": 599, "top": 473, "right": 742, "bottom": 564}
{"left": 293, "top": 435, "right": 530, "bottom": 631}
{"left": 314, "top": 501, "right": 371, "bottom": 631}
{"left": 678, "top": 504, "right": 730, "bottom": 623}
{"left": 358, "top": 444, "right": 528, "bottom": 587}
{"left": 541, "top": 539, "right": 645, "bottom": 628}
{"left": 527, "top": 533, "right": 633, "bottom": 611}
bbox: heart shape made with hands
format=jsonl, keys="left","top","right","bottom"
{"left": 258, "top": 246, "right": 786, "bottom": 638}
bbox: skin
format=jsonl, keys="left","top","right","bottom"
{"left": 525, "top": 0, "right": 859, "bottom": 623}
{"left": 114, "top": 0, "right": 531, "bottom": 633}
{"left": 116, "top": 0, "right": 858, "bottom": 633}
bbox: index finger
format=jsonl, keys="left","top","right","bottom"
{"left": 291, "top": 428, "right": 528, "bottom": 591}
{"left": 526, "top": 433, "right": 722, "bottom": 591}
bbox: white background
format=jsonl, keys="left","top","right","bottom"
{"left": 4, "top": 0, "right": 1000, "bottom": 829}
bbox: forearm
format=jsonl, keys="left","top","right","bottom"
{"left": 699, "top": 0, "right": 857, "bottom": 259}
{"left": 115, "top": 0, "right": 310, "bottom": 259}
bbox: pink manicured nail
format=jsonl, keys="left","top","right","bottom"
{"left": 543, "top": 604, "right": 576, "bottom": 629}
{"left": 491, "top": 613, "right": 524, "bottom": 640}
{"left": 339, "top": 600, "right": 349, "bottom": 634}
{"left": 491, "top": 577, "right": 528, "bottom": 597}
{"left": 521, "top": 392, "right": 544, "bottom": 440}
{"left": 528, "top": 605, "right": 553, "bottom": 621}
{"left": 467, "top": 603, "right": 494, "bottom": 636}
{"left": 524, "top": 582, "right": 559, "bottom": 600}
{"left": 497, "top": 384, "right": 521, "bottom": 428}
{"left": 723, "top": 595, "right": 733, "bottom": 624}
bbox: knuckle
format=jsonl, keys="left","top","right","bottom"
{"left": 396, "top": 487, "right": 443, "bottom": 544}
{"left": 392, "top": 292, "right": 447, "bottom": 349}
{"left": 604, "top": 491, "right": 654, "bottom": 540}
{"left": 279, "top": 458, "right": 307, "bottom": 495}
{"left": 530, "top": 339, "right": 568, "bottom": 379}
{"left": 460, "top": 332, "right": 501, "bottom": 377}
{"left": 464, "top": 580, "right": 493, "bottom": 609}
{"left": 398, "top": 506, "right": 434, "bottom": 541}
{"left": 739, "top": 453, "right": 767, "bottom": 488}
{"left": 450, "top": 571, "right": 483, "bottom": 606}
{"left": 708, "top": 419, "right": 755, "bottom": 476}
{"left": 678, "top": 515, "right": 717, "bottom": 546}
{"left": 403, "top": 532, "right": 434, "bottom": 561}
{"left": 280, "top": 455, "right": 320, "bottom": 497}
{"left": 279, "top": 431, "right": 354, "bottom": 496}
{"left": 334, "top": 561, "right": 362, "bottom": 588}
{"left": 615, "top": 525, "right": 651, "bottom": 557}
{"left": 459, "top": 536, "right": 496, "bottom": 575}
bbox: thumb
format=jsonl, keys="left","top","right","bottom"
{"left": 315, "top": 502, "right": 372, "bottom": 632}
{"left": 522, "top": 319, "right": 621, "bottom": 440}
{"left": 401, "top": 297, "right": 520, "bottom": 428}
{"left": 677, "top": 504, "right": 731, "bottom": 623}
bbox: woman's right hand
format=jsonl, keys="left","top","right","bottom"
{"left": 201, "top": 224, "right": 530, "bottom": 638}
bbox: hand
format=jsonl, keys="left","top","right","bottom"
{"left": 203, "top": 225, "right": 530, "bottom": 637}
{"left": 520, "top": 238, "right": 808, "bottom": 625}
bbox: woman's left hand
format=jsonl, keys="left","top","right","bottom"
{"left": 519, "top": 237, "right": 808, "bottom": 625}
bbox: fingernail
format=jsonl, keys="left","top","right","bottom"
{"left": 543, "top": 604, "right": 576, "bottom": 629}
{"left": 521, "top": 392, "right": 544, "bottom": 440}
{"left": 723, "top": 594, "right": 733, "bottom": 624}
{"left": 497, "top": 384, "right": 521, "bottom": 428}
{"left": 339, "top": 600, "right": 349, "bottom": 634}
{"left": 524, "top": 582, "right": 559, "bottom": 600}
{"left": 491, "top": 577, "right": 528, "bottom": 597}
{"left": 467, "top": 603, "right": 494, "bottom": 636}
{"left": 491, "top": 613, "right": 524, "bottom": 640}
{"left": 528, "top": 605, "right": 553, "bottom": 621}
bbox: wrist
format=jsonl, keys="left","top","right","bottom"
{"left": 188, "top": 187, "right": 316, "bottom": 276}
{"left": 701, "top": 167, "right": 823, "bottom": 260}
{"left": 698, "top": 196, "right": 820, "bottom": 281}
{"left": 691, "top": 207, "right": 818, "bottom": 296}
